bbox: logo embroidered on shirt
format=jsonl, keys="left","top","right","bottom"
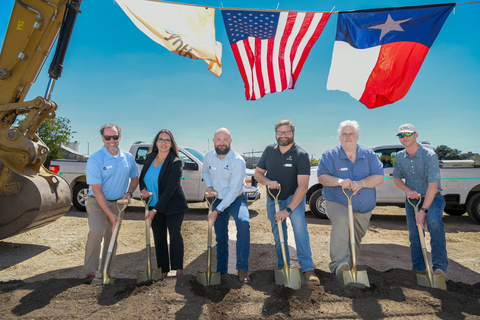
{"left": 286, "top": 156, "right": 293, "bottom": 161}
{"left": 338, "top": 167, "right": 348, "bottom": 171}
{"left": 224, "top": 165, "right": 231, "bottom": 170}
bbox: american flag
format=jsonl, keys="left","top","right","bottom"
{"left": 221, "top": 9, "right": 330, "bottom": 100}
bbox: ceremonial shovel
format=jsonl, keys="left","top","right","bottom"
{"left": 268, "top": 185, "right": 302, "bottom": 290}
{"left": 197, "top": 192, "right": 221, "bottom": 286}
{"left": 342, "top": 188, "right": 370, "bottom": 287}
{"left": 137, "top": 192, "right": 162, "bottom": 283}
{"left": 407, "top": 196, "right": 447, "bottom": 290}
{"left": 91, "top": 199, "right": 128, "bottom": 285}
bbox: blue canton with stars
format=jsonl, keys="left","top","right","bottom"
{"left": 221, "top": 10, "right": 280, "bottom": 45}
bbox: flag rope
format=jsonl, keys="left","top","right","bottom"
{"left": 139, "top": 0, "right": 480, "bottom": 13}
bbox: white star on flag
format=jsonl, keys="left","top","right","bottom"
{"left": 369, "top": 15, "right": 412, "bottom": 40}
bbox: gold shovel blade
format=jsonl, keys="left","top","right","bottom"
{"left": 91, "top": 276, "right": 115, "bottom": 285}
{"left": 343, "top": 269, "right": 370, "bottom": 287}
{"left": 137, "top": 268, "right": 162, "bottom": 283}
{"left": 274, "top": 266, "right": 302, "bottom": 290}
{"left": 197, "top": 271, "right": 221, "bottom": 286}
{"left": 416, "top": 273, "right": 447, "bottom": 290}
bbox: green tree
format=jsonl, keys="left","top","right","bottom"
{"left": 37, "top": 117, "right": 75, "bottom": 167}
{"left": 310, "top": 158, "right": 319, "bottom": 167}
{"left": 434, "top": 145, "right": 466, "bottom": 160}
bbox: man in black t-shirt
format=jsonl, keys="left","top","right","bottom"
{"left": 254, "top": 120, "right": 319, "bottom": 285}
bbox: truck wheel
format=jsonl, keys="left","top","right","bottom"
{"left": 309, "top": 189, "right": 328, "bottom": 219}
{"left": 72, "top": 183, "right": 88, "bottom": 212}
{"left": 444, "top": 208, "right": 466, "bottom": 216}
{"left": 466, "top": 193, "right": 480, "bottom": 224}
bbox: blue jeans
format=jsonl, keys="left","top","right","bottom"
{"left": 212, "top": 195, "right": 250, "bottom": 274}
{"left": 405, "top": 194, "right": 448, "bottom": 272}
{"left": 266, "top": 195, "right": 314, "bottom": 272}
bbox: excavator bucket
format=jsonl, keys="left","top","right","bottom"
{"left": 0, "top": 163, "right": 72, "bottom": 240}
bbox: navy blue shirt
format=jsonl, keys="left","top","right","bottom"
{"left": 317, "top": 144, "right": 383, "bottom": 213}
{"left": 257, "top": 143, "right": 310, "bottom": 201}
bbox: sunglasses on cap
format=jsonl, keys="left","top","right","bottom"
{"left": 397, "top": 132, "right": 415, "bottom": 138}
{"left": 103, "top": 135, "right": 119, "bottom": 140}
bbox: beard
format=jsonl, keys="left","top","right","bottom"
{"left": 215, "top": 144, "right": 230, "bottom": 155}
{"left": 276, "top": 136, "right": 294, "bottom": 146}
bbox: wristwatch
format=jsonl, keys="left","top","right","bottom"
{"left": 286, "top": 207, "right": 292, "bottom": 214}
{"left": 126, "top": 191, "right": 133, "bottom": 197}
{"left": 152, "top": 208, "right": 157, "bottom": 214}
{"left": 421, "top": 207, "right": 429, "bottom": 213}
{"left": 214, "top": 209, "right": 222, "bottom": 215}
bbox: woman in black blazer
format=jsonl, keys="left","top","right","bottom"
{"left": 139, "top": 129, "right": 188, "bottom": 278}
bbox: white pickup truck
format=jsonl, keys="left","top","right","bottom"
{"left": 49, "top": 143, "right": 261, "bottom": 211}
{"left": 306, "top": 144, "right": 480, "bottom": 224}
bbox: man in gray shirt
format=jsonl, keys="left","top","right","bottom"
{"left": 393, "top": 123, "right": 448, "bottom": 278}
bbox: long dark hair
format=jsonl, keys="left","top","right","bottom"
{"left": 149, "top": 129, "right": 179, "bottom": 157}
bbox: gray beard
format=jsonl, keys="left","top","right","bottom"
{"left": 215, "top": 145, "right": 230, "bottom": 155}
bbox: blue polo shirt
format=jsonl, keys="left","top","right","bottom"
{"left": 393, "top": 144, "right": 442, "bottom": 196}
{"left": 317, "top": 144, "right": 383, "bottom": 213}
{"left": 86, "top": 146, "right": 139, "bottom": 200}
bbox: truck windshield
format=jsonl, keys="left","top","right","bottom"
{"left": 184, "top": 148, "right": 204, "bottom": 162}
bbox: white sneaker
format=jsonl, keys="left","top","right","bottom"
{"left": 433, "top": 269, "right": 448, "bottom": 281}
{"left": 335, "top": 262, "right": 350, "bottom": 276}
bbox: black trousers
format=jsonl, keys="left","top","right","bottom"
{"left": 150, "top": 208, "right": 185, "bottom": 273}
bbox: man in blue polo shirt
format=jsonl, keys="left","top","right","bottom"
{"left": 84, "top": 123, "right": 139, "bottom": 280}
{"left": 317, "top": 120, "right": 384, "bottom": 276}
{"left": 392, "top": 123, "right": 448, "bottom": 278}
{"left": 255, "top": 119, "right": 320, "bottom": 285}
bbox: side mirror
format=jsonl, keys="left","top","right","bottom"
{"left": 184, "top": 161, "right": 199, "bottom": 171}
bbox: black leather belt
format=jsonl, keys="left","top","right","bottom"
{"left": 89, "top": 195, "right": 121, "bottom": 202}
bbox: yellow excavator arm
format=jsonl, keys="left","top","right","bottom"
{"left": 0, "top": 0, "right": 82, "bottom": 240}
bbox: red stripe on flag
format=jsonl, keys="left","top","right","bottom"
{"left": 266, "top": 38, "right": 276, "bottom": 95}
{"left": 278, "top": 13, "right": 296, "bottom": 91}
{"left": 359, "top": 42, "right": 429, "bottom": 109}
{"left": 292, "top": 13, "right": 331, "bottom": 83}
{"left": 254, "top": 38, "right": 266, "bottom": 99}
{"left": 232, "top": 42, "right": 251, "bottom": 100}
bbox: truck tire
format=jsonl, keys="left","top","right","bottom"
{"left": 309, "top": 189, "right": 328, "bottom": 219}
{"left": 72, "top": 183, "right": 88, "bottom": 212}
{"left": 444, "top": 208, "right": 466, "bottom": 216}
{"left": 466, "top": 193, "right": 480, "bottom": 224}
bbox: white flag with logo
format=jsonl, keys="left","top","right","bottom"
{"left": 116, "top": 0, "right": 222, "bottom": 77}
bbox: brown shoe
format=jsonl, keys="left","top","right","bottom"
{"left": 238, "top": 270, "right": 251, "bottom": 283}
{"left": 304, "top": 270, "right": 320, "bottom": 285}
{"left": 86, "top": 272, "right": 95, "bottom": 279}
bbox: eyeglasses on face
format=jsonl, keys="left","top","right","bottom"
{"left": 397, "top": 132, "right": 415, "bottom": 138}
{"left": 103, "top": 135, "right": 119, "bottom": 141}
{"left": 276, "top": 130, "right": 293, "bottom": 136}
{"left": 157, "top": 138, "right": 171, "bottom": 144}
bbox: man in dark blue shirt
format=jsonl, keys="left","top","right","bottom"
{"left": 318, "top": 120, "right": 383, "bottom": 276}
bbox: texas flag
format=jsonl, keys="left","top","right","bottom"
{"left": 327, "top": 4, "right": 455, "bottom": 109}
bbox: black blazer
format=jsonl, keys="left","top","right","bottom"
{"left": 139, "top": 151, "right": 188, "bottom": 215}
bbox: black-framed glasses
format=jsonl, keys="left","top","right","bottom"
{"left": 103, "top": 135, "right": 119, "bottom": 140}
{"left": 157, "top": 138, "right": 171, "bottom": 144}
{"left": 276, "top": 130, "right": 293, "bottom": 136}
{"left": 397, "top": 132, "right": 415, "bottom": 138}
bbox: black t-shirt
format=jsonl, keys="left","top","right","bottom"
{"left": 257, "top": 143, "right": 310, "bottom": 200}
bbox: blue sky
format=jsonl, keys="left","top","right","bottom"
{"left": 1, "top": 0, "right": 479, "bottom": 158}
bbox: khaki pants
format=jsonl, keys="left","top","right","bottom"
{"left": 84, "top": 196, "right": 119, "bottom": 275}
{"left": 325, "top": 200, "right": 372, "bottom": 274}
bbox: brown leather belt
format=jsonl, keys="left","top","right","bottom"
{"left": 219, "top": 193, "right": 243, "bottom": 201}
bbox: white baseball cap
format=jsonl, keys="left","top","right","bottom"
{"left": 397, "top": 123, "right": 416, "bottom": 136}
